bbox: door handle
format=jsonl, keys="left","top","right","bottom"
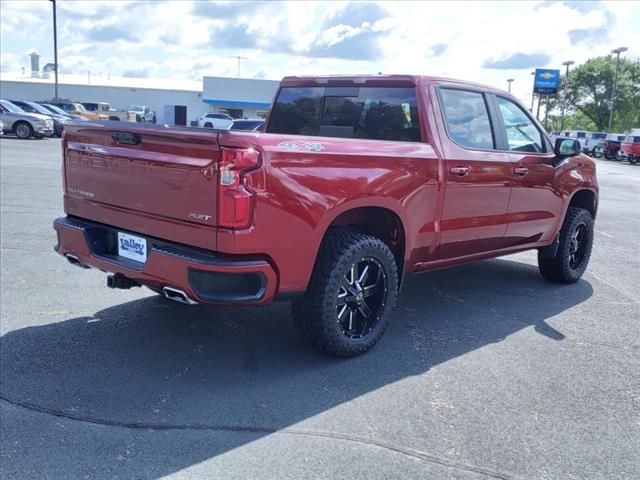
{"left": 513, "top": 167, "right": 529, "bottom": 176}
{"left": 449, "top": 166, "right": 470, "bottom": 177}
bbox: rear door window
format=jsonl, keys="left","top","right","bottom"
{"left": 438, "top": 88, "right": 494, "bottom": 150}
{"left": 267, "top": 86, "right": 421, "bottom": 142}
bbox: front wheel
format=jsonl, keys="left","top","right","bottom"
{"left": 292, "top": 229, "right": 399, "bottom": 357}
{"left": 629, "top": 156, "right": 639, "bottom": 165}
{"left": 592, "top": 147, "right": 603, "bottom": 158}
{"left": 538, "top": 207, "right": 594, "bottom": 283}
{"left": 14, "top": 121, "right": 33, "bottom": 139}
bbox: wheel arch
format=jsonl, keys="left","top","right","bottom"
{"left": 12, "top": 120, "right": 33, "bottom": 137}
{"left": 314, "top": 200, "right": 410, "bottom": 288}
{"left": 568, "top": 188, "right": 598, "bottom": 219}
{"left": 12, "top": 119, "right": 32, "bottom": 131}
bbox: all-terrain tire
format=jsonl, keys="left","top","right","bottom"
{"left": 538, "top": 207, "right": 594, "bottom": 283}
{"left": 292, "top": 229, "right": 399, "bottom": 357}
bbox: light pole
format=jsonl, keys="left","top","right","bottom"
{"left": 530, "top": 71, "right": 535, "bottom": 112}
{"left": 50, "top": 0, "right": 59, "bottom": 100}
{"left": 232, "top": 56, "right": 248, "bottom": 78}
{"left": 560, "top": 60, "right": 574, "bottom": 131}
{"left": 507, "top": 78, "right": 514, "bottom": 93}
{"left": 607, "top": 46, "right": 627, "bottom": 132}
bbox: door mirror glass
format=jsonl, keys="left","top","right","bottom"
{"left": 554, "top": 138, "right": 581, "bottom": 156}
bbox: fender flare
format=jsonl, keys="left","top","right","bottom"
{"left": 553, "top": 187, "right": 598, "bottom": 239}
{"left": 306, "top": 197, "right": 412, "bottom": 284}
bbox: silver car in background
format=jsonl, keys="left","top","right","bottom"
{"left": 0, "top": 99, "right": 54, "bottom": 139}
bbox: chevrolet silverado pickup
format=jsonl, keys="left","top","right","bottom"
{"left": 54, "top": 75, "right": 598, "bottom": 356}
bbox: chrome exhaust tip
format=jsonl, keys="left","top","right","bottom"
{"left": 65, "top": 254, "right": 90, "bottom": 269}
{"left": 162, "top": 286, "right": 198, "bottom": 305}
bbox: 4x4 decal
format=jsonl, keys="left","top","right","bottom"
{"left": 277, "top": 141, "right": 325, "bottom": 152}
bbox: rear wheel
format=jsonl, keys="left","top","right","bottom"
{"left": 292, "top": 229, "right": 399, "bottom": 357}
{"left": 14, "top": 121, "right": 33, "bottom": 139}
{"left": 604, "top": 150, "right": 615, "bottom": 160}
{"left": 204, "top": 122, "right": 213, "bottom": 128}
{"left": 628, "top": 155, "right": 639, "bottom": 165}
{"left": 538, "top": 207, "right": 593, "bottom": 283}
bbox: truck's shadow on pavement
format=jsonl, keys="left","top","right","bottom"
{"left": 0, "top": 258, "right": 592, "bottom": 479}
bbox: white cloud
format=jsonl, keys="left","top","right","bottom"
{"left": 0, "top": 0, "right": 638, "bottom": 106}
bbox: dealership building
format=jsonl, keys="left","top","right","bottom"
{"left": 0, "top": 71, "right": 280, "bottom": 125}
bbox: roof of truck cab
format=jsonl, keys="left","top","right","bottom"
{"left": 279, "top": 75, "right": 500, "bottom": 92}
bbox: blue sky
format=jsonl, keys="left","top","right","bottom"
{"left": 1, "top": 0, "right": 638, "bottom": 102}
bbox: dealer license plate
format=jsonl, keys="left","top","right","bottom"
{"left": 117, "top": 232, "right": 147, "bottom": 263}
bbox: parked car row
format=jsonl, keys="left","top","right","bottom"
{"left": 0, "top": 97, "right": 160, "bottom": 139}
{"left": 549, "top": 129, "right": 639, "bottom": 165}
{"left": 197, "top": 112, "right": 264, "bottom": 131}
{"left": 549, "top": 130, "right": 607, "bottom": 154}
{"left": 0, "top": 99, "right": 57, "bottom": 139}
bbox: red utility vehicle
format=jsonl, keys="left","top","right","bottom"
{"left": 54, "top": 75, "right": 598, "bottom": 356}
{"left": 619, "top": 135, "right": 640, "bottom": 164}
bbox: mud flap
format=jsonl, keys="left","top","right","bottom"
{"left": 540, "top": 235, "right": 560, "bottom": 259}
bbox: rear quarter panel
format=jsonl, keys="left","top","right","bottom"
{"left": 217, "top": 131, "right": 440, "bottom": 293}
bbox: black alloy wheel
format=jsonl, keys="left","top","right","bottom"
{"left": 292, "top": 229, "right": 399, "bottom": 357}
{"left": 538, "top": 207, "right": 594, "bottom": 283}
{"left": 336, "top": 257, "right": 387, "bottom": 340}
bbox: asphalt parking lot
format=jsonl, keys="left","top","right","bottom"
{"left": 1, "top": 136, "right": 638, "bottom": 480}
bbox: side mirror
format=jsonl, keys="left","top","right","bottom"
{"left": 554, "top": 137, "right": 581, "bottom": 157}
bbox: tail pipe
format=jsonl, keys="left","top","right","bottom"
{"left": 162, "top": 286, "right": 198, "bottom": 305}
{"left": 65, "top": 254, "right": 90, "bottom": 269}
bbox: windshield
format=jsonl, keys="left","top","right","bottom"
{"left": 43, "top": 104, "right": 69, "bottom": 116}
{"left": 129, "top": 105, "right": 144, "bottom": 112}
{"left": 0, "top": 100, "right": 25, "bottom": 113}
{"left": 25, "top": 102, "right": 52, "bottom": 115}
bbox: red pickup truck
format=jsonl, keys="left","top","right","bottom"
{"left": 54, "top": 75, "right": 598, "bottom": 356}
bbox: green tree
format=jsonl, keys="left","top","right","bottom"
{"left": 557, "top": 56, "right": 640, "bottom": 132}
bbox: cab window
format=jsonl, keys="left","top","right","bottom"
{"left": 438, "top": 89, "right": 494, "bottom": 149}
{"left": 267, "top": 86, "right": 422, "bottom": 142}
{"left": 495, "top": 96, "right": 546, "bottom": 153}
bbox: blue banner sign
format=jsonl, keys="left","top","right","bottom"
{"left": 534, "top": 69, "right": 560, "bottom": 94}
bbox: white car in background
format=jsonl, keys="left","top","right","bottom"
{"left": 198, "top": 113, "right": 233, "bottom": 129}
{"left": 583, "top": 132, "right": 607, "bottom": 154}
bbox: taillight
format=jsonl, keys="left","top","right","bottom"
{"left": 218, "top": 147, "right": 260, "bottom": 228}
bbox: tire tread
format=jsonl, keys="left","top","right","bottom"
{"left": 538, "top": 207, "right": 593, "bottom": 283}
{"left": 292, "top": 228, "right": 398, "bottom": 357}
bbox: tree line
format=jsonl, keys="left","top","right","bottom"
{"left": 540, "top": 55, "right": 640, "bottom": 133}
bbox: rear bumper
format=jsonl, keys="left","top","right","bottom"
{"left": 53, "top": 216, "right": 278, "bottom": 305}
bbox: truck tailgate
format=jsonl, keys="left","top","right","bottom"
{"left": 63, "top": 122, "right": 220, "bottom": 247}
